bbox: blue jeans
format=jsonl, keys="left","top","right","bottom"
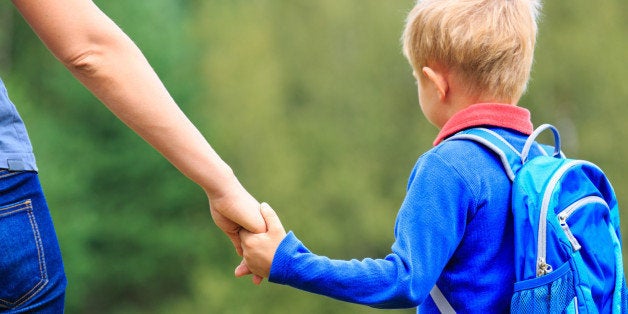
{"left": 0, "top": 170, "right": 66, "bottom": 313}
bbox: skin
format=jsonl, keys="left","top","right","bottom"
{"left": 238, "top": 63, "right": 516, "bottom": 281}
{"left": 12, "top": 0, "right": 265, "bottom": 282}
{"left": 237, "top": 203, "right": 286, "bottom": 279}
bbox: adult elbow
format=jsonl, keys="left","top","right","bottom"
{"left": 61, "top": 48, "right": 104, "bottom": 77}
{"left": 62, "top": 48, "right": 104, "bottom": 78}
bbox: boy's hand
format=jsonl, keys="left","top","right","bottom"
{"left": 238, "top": 203, "right": 287, "bottom": 280}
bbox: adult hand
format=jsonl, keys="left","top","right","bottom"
{"left": 211, "top": 206, "right": 264, "bottom": 285}
{"left": 207, "top": 184, "right": 265, "bottom": 255}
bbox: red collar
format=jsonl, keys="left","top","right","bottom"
{"left": 433, "top": 103, "right": 533, "bottom": 146}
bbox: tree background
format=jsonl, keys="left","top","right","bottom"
{"left": 0, "top": 1, "right": 626, "bottom": 313}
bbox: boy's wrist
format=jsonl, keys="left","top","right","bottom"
{"left": 266, "top": 231, "right": 296, "bottom": 284}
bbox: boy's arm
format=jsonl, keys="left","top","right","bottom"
{"left": 240, "top": 154, "right": 471, "bottom": 309}
{"left": 12, "top": 0, "right": 266, "bottom": 251}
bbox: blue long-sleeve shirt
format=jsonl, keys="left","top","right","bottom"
{"left": 269, "top": 103, "right": 537, "bottom": 312}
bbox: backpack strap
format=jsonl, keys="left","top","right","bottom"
{"left": 447, "top": 128, "right": 523, "bottom": 181}
{"left": 447, "top": 124, "right": 564, "bottom": 181}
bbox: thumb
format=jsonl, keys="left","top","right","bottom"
{"left": 234, "top": 259, "right": 252, "bottom": 277}
{"left": 260, "top": 202, "right": 283, "bottom": 233}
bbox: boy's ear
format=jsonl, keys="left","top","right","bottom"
{"left": 422, "top": 66, "right": 449, "bottom": 101}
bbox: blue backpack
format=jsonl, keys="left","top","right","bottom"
{"left": 450, "top": 124, "right": 627, "bottom": 313}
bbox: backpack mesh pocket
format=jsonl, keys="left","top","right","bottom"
{"left": 511, "top": 262, "right": 577, "bottom": 313}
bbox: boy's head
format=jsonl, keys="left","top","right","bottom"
{"left": 402, "top": 0, "right": 542, "bottom": 104}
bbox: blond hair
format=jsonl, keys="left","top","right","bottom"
{"left": 402, "top": 0, "right": 542, "bottom": 102}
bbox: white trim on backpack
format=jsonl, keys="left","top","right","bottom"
{"left": 446, "top": 133, "right": 517, "bottom": 181}
{"left": 475, "top": 128, "right": 522, "bottom": 157}
{"left": 535, "top": 159, "right": 599, "bottom": 276}
{"left": 429, "top": 285, "right": 456, "bottom": 313}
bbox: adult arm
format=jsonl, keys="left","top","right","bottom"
{"left": 11, "top": 0, "right": 266, "bottom": 252}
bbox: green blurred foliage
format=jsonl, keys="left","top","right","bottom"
{"left": 0, "top": 0, "right": 626, "bottom": 313}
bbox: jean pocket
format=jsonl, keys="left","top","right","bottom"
{"left": 0, "top": 200, "right": 49, "bottom": 309}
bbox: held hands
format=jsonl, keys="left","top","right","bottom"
{"left": 207, "top": 185, "right": 266, "bottom": 256}
{"left": 207, "top": 186, "right": 266, "bottom": 284}
{"left": 237, "top": 203, "right": 287, "bottom": 281}
{"left": 207, "top": 181, "right": 285, "bottom": 284}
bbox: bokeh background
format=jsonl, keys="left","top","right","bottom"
{"left": 0, "top": 1, "right": 626, "bottom": 313}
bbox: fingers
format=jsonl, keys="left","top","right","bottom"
{"left": 235, "top": 259, "right": 251, "bottom": 277}
{"left": 252, "top": 274, "right": 263, "bottom": 285}
{"left": 239, "top": 227, "right": 253, "bottom": 240}
{"left": 259, "top": 202, "right": 282, "bottom": 233}
{"left": 232, "top": 202, "right": 274, "bottom": 240}
{"left": 238, "top": 203, "right": 271, "bottom": 239}
{"left": 222, "top": 192, "right": 266, "bottom": 234}
{"left": 235, "top": 259, "right": 265, "bottom": 285}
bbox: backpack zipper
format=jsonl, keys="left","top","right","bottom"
{"left": 557, "top": 196, "right": 608, "bottom": 252}
{"left": 536, "top": 160, "right": 599, "bottom": 277}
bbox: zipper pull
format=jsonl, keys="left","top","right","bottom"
{"left": 558, "top": 214, "right": 582, "bottom": 251}
{"left": 537, "top": 258, "right": 553, "bottom": 276}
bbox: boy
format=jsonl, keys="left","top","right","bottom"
{"left": 238, "top": 0, "right": 542, "bottom": 312}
